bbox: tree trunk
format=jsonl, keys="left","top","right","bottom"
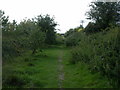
{"left": 32, "top": 49, "right": 36, "bottom": 54}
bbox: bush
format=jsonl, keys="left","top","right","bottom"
{"left": 2, "top": 31, "right": 24, "bottom": 60}
{"left": 56, "top": 34, "right": 64, "bottom": 45}
{"left": 65, "top": 31, "right": 83, "bottom": 47}
{"left": 3, "top": 74, "right": 29, "bottom": 88}
{"left": 70, "top": 27, "right": 120, "bottom": 87}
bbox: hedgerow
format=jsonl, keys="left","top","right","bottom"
{"left": 70, "top": 27, "right": 120, "bottom": 87}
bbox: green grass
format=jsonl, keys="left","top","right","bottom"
{"left": 3, "top": 47, "right": 62, "bottom": 88}
{"left": 62, "top": 48, "right": 112, "bottom": 88}
{"left": 3, "top": 45, "right": 112, "bottom": 88}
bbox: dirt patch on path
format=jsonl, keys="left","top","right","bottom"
{"left": 58, "top": 51, "right": 64, "bottom": 88}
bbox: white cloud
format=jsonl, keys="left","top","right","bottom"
{"left": 0, "top": 0, "right": 93, "bottom": 33}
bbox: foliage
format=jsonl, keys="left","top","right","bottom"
{"left": 2, "top": 11, "right": 23, "bottom": 60}
{"left": 0, "top": 10, "right": 9, "bottom": 31}
{"left": 2, "top": 11, "right": 57, "bottom": 60}
{"left": 2, "top": 19, "right": 36, "bottom": 60}
{"left": 64, "top": 28, "right": 75, "bottom": 38}
{"left": 65, "top": 27, "right": 84, "bottom": 47}
{"left": 86, "top": 2, "right": 118, "bottom": 32}
{"left": 30, "top": 29, "right": 45, "bottom": 54}
{"left": 84, "top": 22, "right": 101, "bottom": 34}
{"left": 70, "top": 27, "right": 120, "bottom": 87}
{"left": 56, "top": 34, "right": 64, "bottom": 45}
{"left": 35, "top": 14, "right": 57, "bottom": 45}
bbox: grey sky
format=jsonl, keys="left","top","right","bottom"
{"left": 1, "top": 0, "right": 93, "bottom": 33}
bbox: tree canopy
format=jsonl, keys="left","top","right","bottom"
{"left": 86, "top": 2, "right": 119, "bottom": 32}
{"left": 36, "top": 14, "right": 57, "bottom": 45}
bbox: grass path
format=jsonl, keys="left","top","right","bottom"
{"left": 3, "top": 46, "right": 112, "bottom": 88}
{"left": 58, "top": 51, "right": 64, "bottom": 88}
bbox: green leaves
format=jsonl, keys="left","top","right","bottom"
{"left": 86, "top": 2, "right": 118, "bottom": 32}
{"left": 2, "top": 11, "right": 58, "bottom": 59}
{"left": 36, "top": 14, "right": 57, "bottom": 45}
{"left": 70, "top": 27, "right": 120, "bottom": 87}
{"left": 30, "top": 29, "right": 46, "bottom": 54}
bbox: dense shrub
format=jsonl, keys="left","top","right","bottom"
{"left": 65, "top": 31, "right": 83, "bottom": 47}
{"left": 65, "top": 26, "right": 84, "bottom": 47}
{"left": 2, "top": 30, "right": 25, "bottom": 60}
{"left": 56, "top": 34, "right": 64, "bottom": 45}
{"left": 70, "top": 27, "right": 120, "bottom": 87}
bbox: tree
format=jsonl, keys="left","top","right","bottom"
{"left": 17, "top": 19, "right": 46, "bottom": 54}
{"left": 35, "top": 14, "right": 57, "bottom": 45}
{"left": 30, "top": 29, "right": 45, "bottom": 54}
{"left": 9, "top": 20, "right": 17, "bottom": 31}
{"left": 84, "top": 22, "right": 95, "bottom": 33}
{"left": 116, "top": 1, "right": 120, "bottom": 26}
{"left": 86, "top": 2, "right": 118, "bottom": 31}
{"left": 16, "top": 19, "right": 38, "bottom": 49}
{"left": 64, "top": 28, "right": 74, "bottom": 37}
{"left": 0, "top": 10, "right": 4, "bottom": 28}
{"left": 0, "top": 10, "right": 9, "bottom": 31}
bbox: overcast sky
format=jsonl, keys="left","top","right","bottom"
{"left": 1, "top": 0, "right": 93, "bottom": 33}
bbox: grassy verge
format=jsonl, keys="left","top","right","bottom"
{"left": 62, "top": 48, "right": 112, "bottom": 88}
{"left": 3, "top": 47, "right": 62, "bottom": 88}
